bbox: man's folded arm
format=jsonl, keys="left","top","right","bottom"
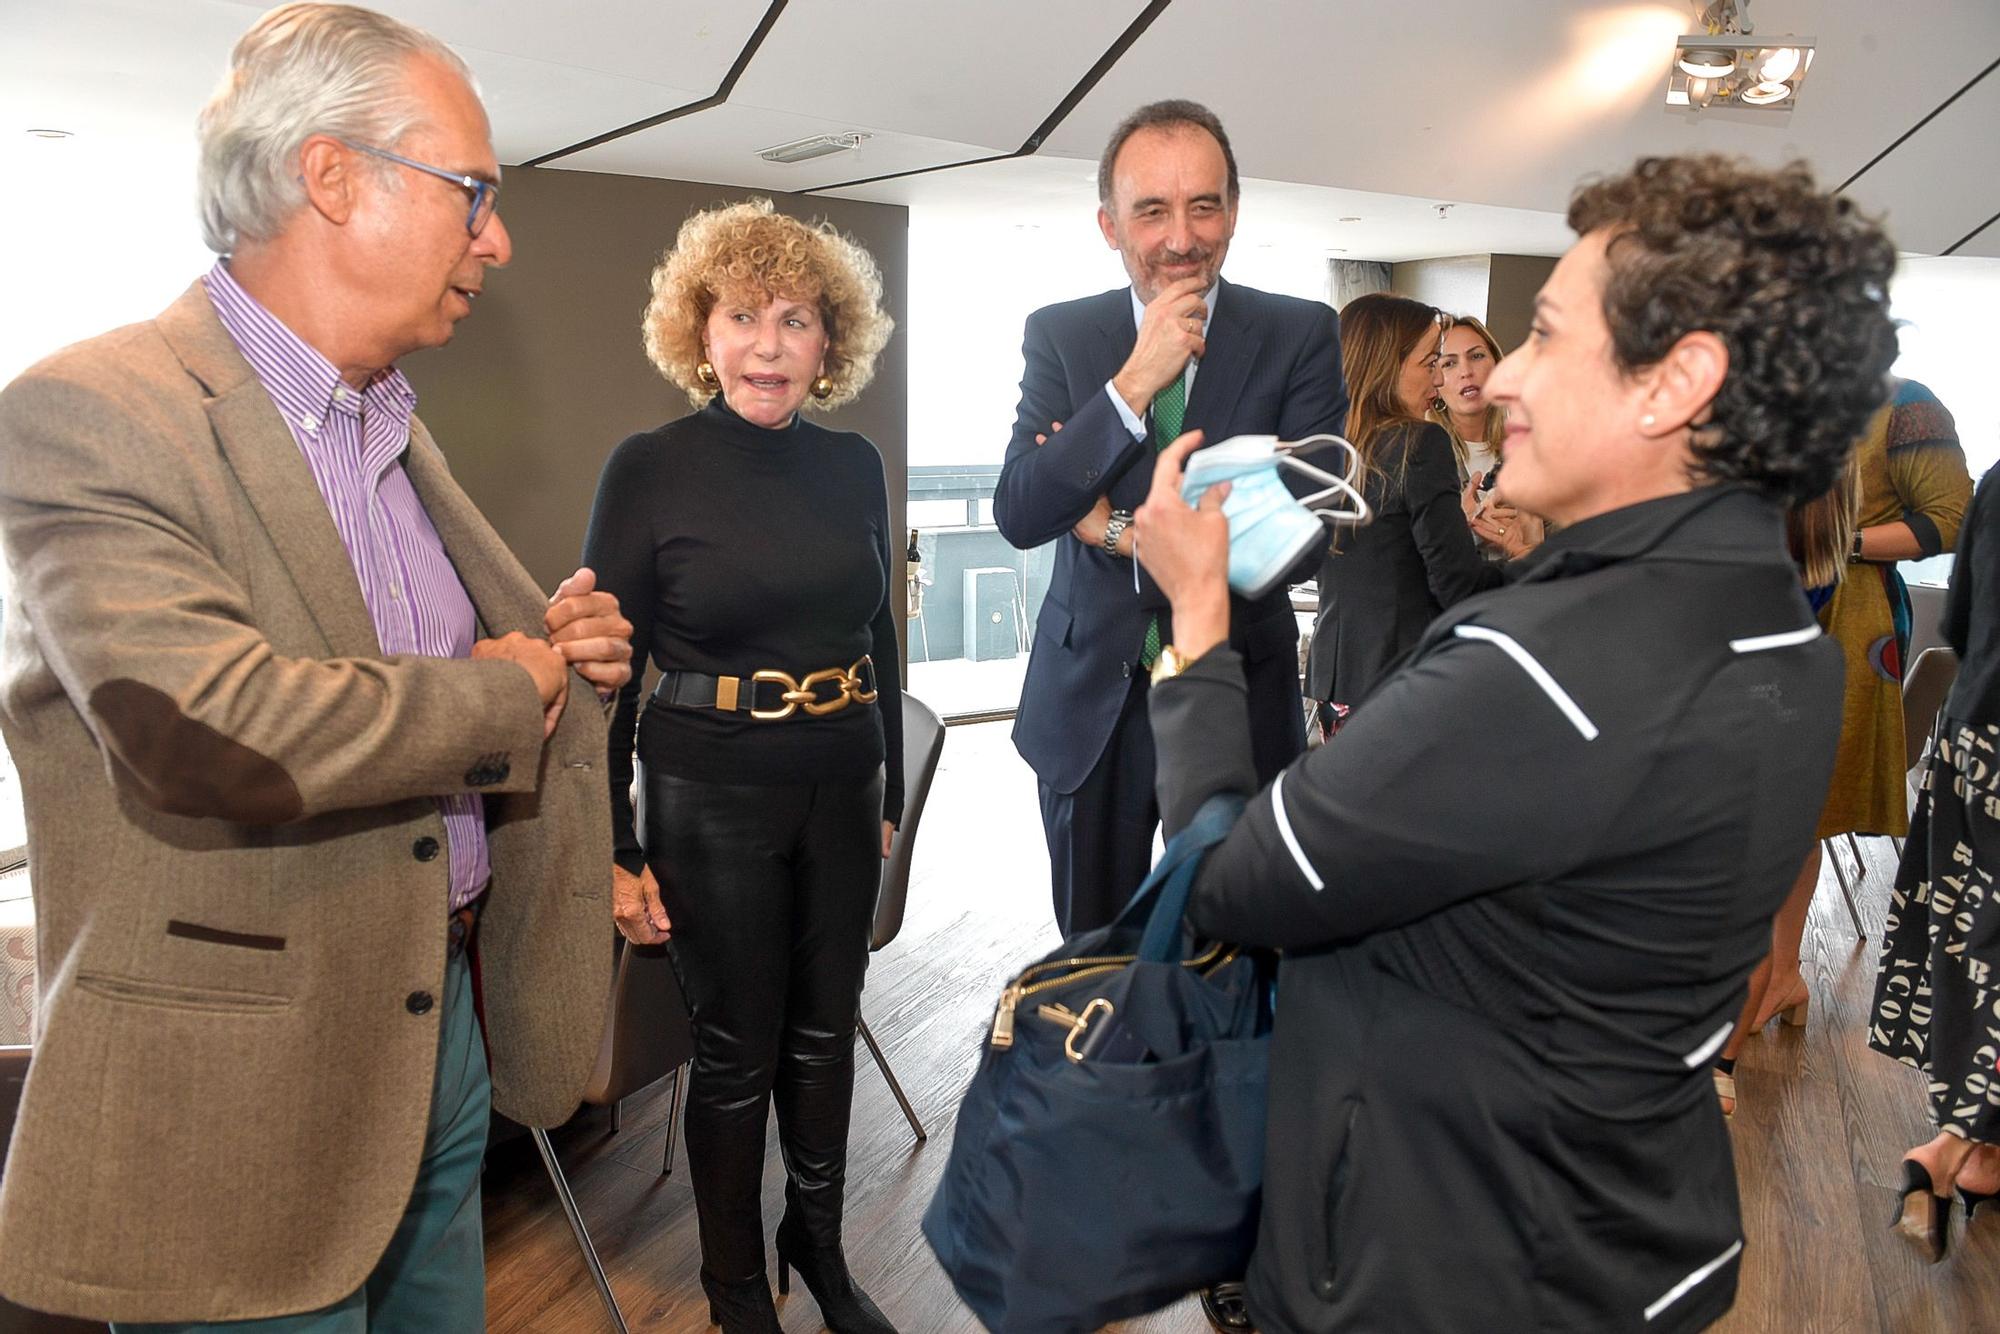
{"left": 0, "top": 375, "right": 548, "bottom": 826}
{"left": 992, "top": 315, "right": 1147, "bottom": 549}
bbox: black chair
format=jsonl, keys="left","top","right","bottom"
{"left": 859, "top": 693, "right": 947, "bottom": 1144}
{"left": 533, "top": 936, "right": 695, "bottom": 1334}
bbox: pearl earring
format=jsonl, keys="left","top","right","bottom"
{"left": 1640, "top": 414, "right": 1657, "bottom": 429}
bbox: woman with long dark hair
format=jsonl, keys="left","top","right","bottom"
{"left": 1303, "top": 294, "right": 1499, "bottom": 734}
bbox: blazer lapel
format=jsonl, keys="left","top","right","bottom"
{"left": 1185, "top": 279, "right": 1262, "bottom": 440}
{"left": 402, "top": 420, "right": 542, "bottom": 638}
{"left": 155, "top": 284, "right": 380, "bottom": 657}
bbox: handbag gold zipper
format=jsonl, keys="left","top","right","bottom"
{"left": 987, "top": 944, "right": 1236, "bottom": 1049}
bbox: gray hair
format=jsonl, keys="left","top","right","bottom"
{"left": 195, "top": 3, "right": 476, "bottom": 255}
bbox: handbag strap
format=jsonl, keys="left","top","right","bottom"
{"left": 1129, "top": 792, "right": 1248, "bottom": 963}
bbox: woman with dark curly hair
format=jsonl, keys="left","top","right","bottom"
{"left": 583, "top": 199, "right": 901, "bottom": 1334}
{"left": 1128, "top": 154, "right": 1896, "bottom": 1331}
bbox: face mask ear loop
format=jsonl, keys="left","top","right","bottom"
{"left": 1278, "top": 435, "right": 1372, "bottom": 526}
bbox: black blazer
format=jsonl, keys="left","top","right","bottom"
{"left": 1305, "top": 420, "right": 1500, "bottom": 706}
{"left": 993, "top": 279, "right": 1346, "bottom": 794}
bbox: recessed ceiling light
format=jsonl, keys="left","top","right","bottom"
{"left": 1338, "top": 216, "right": 1361, "bottom": 223}
{"left": 756, "top": 132, "right": 868, "bottom": 165}
{"left": 25, "top": 128, "right": 73, "bottom": 139}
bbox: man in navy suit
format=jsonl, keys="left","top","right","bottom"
{"left": 994, "top": 100, "right": 1347, "bottom": 937}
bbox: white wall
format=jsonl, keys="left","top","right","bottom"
{"left": 1890, "top": 255, "right": 2000, "bottom": 482}
{"left": 0, "top": 132, "right": 212, "bottom": 388}
{"left": 904, "top": 198, "right": 1333, "bottom": 471}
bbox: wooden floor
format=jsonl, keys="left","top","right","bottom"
{"left": 483, "top": 722, "right": 1999, "bottom": 1333}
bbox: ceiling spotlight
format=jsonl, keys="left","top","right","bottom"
{"left": 25, "top": 128, "right": 73, "bottom": 139}
{"left": 1665, "top": 1, "right": 1814, "bottom": 114}
{"left": 1676, "top": 49, "right": 1735, "bottom": 79}
{"left": 756, "top": 132, "right": 869, "bottom": 165}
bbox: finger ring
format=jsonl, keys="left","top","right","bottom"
{"left": 1499, "top": 525, "right": 1508, "bottom": 535}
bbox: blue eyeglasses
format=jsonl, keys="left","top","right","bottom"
{"left": 343, "top": 141, "right": 500, "bottom": 236}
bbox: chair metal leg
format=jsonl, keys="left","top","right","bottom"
{"left": 662, "top": 1062, "right": 685, "bottom": 1177}
{"left": 857, "top": 1014, "right": 927, "bottom": 1143}
{"left": 530, "top": 1127, "right": 631, "bottom": 1334}
{"left": 1891, "top": 836, "right": 1904, "bottom": 857}
{"left": 1823, "top": 838, "right": 1867, "bottom": 940}
{"left": 1844, "top": 833, "right": 1869, "bottom": 885}
{"left": 610, "top": 1098, "right": 622, "bottom": 1134}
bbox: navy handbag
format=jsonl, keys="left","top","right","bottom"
{"left": 922, "top": 794, "right": 1270, "bottom": 1333}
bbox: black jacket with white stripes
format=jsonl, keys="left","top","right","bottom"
{"left": 1154, "top": 484, "right": 1841, "bottom": 1334}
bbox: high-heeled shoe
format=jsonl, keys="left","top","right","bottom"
{"left": 1712, "top": 1058, "right": 1737, "bottom": 1118}
{"left": 1777, "top": 990, "right": 1809, "bottom": 1027}
{"left": 1959, "top": 1183, "right": 1996, "bottom": 1222}
{"left": 1891, "top": 1158, "right": 1955, "bottom": 1264}
{"left": 703, "top": 1272, "right": 782, "bottom": 1334}
{"left": 774, "top": 1214, "right": 898, "bottom": 1334}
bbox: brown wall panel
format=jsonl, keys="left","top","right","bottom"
{"left": 400, "top": 165, "right": 910, "bottom": 643}
{"left": 1484, "top": 253, "right": 1557, "bottom": 354}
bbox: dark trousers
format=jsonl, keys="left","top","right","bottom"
{"left": 644, "top": 769, "right": 884, "bottom": 1286}
{"left": 1038, "top": 674, "right": 1158, "bottom": 936}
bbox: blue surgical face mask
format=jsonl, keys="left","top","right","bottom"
{"left": 1178, "top": 435, "right": 1369, "bottom": 598}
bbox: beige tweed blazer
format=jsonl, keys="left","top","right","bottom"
{"left": 0, "top": 282, "right": 612, "bottom": 1323}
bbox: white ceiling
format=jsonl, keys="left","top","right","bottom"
{"left": 4, "top": 0, "right": 1996, "bottom": 260}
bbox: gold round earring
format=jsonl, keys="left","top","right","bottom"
{"left": 696, "top": 360, "right": 719, "bottom": 388}
{"left": 810, "top": 375, "right": 834, "bottom": 401}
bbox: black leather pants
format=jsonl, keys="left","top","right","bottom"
{"left": 644, "top": 769, "right": 884, "bottom": 1286}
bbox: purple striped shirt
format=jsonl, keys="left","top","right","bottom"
{"left": 204, "top": 260, "right": 489, "bottom": 910}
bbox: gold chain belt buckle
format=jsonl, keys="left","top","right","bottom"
{"left": 749, "top": 656, "right": 877, "bottom": 721}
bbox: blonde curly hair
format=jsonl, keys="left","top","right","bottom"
{"left": 642, "top": 198, "right": 893, "bottom": 412}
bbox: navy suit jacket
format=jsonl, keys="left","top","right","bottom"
{"left": 994, "top": 278, "right": 1347, "bottom": 793}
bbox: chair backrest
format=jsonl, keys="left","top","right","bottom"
{"left": 873, "top": 694, "right": 946, "bottom": 953}
{"left": 1902, "top": 646, "right": 1960, "bottom": 773}
{"left": 581, "top": 936, "right": 695, "bottom": 1108}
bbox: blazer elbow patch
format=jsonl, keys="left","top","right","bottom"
{"left": 90, "top": 678, "right": 305, "bottom": 823}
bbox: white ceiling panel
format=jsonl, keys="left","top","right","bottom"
{"left": 726, "top": 0, "right": 1147, "bottom": 151}
{"left": 1838, "top": 69, "right": 2000, "bottom": 258}
{"left": 548, "top": 100, "right": 999, "bottom": 195}
{"left": 0, "top": 0, "right": 266, "bottom": 143}
{"left": 5, "top": 1, "right": 1996, "bottom": 260}
{"left": 1033, "top": 0, "right": 2000, "bottom": 254}
{"left": 379, "top": 1, "right": 762, "bottom": 92}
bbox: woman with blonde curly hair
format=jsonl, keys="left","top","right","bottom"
{"left": 582, "top": 198, "right": 901, "bottom": 1334}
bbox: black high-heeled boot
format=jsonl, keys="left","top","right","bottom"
{"left": 775, "top": 1213, "right": 898, "bottom": 1334}
{"left": 702, "top": 1272, "right": 782, "bottom": 1334}
{"left": 1891, "top": 1158, "right": 1956, "bottom": 1264}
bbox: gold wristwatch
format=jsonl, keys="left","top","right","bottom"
{"left": 1150, "top": 643, "right": 1193, "bottom": 686}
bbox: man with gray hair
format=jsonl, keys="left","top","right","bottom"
{"left": 0, "top": 5, "right": 629, "bottom": 1328}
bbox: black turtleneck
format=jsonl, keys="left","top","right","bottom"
{"left": 584, "top": 396, "right": 905, "bottom": 874}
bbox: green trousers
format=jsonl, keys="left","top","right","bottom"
{"left": 115, "top": 948, "right": 491, "bottom": 1334}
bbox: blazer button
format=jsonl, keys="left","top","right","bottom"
{"left": 406, "top": 990, "right": 434, "bottom": 1015}
{"left": 1121, "top": 661, "right": 1132, "bottom": 678}
{"left": 1084, "top": 467, "right": 1101, "bottom": 483}
{"left": 412, "top": 836, "right": 441, "bottom": 862}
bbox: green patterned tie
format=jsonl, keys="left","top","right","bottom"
{"left": 1139, "top": 375, "right": 1188, "bottom": 669}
